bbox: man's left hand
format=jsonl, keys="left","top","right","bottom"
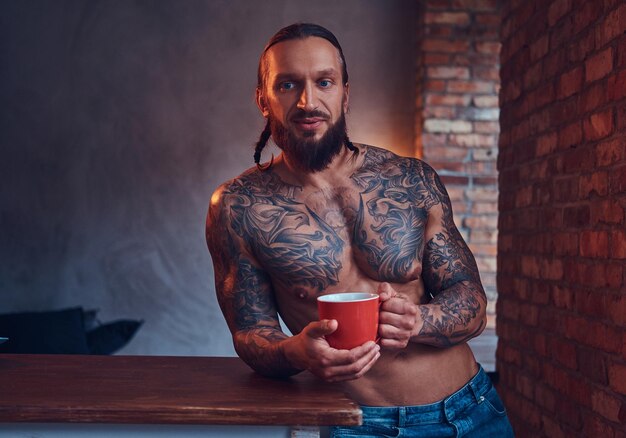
{"left": 377, "top": 282, "right": 418, "bottom": 350}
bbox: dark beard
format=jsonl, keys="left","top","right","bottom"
{"left": 269, "top": 110, "right": 347, "bottom": 173}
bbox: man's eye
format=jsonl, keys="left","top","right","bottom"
{"left": 319, "top": 80, "right": 331, "bottom": 87}
{"left": 280, "top": 82, "right": 295, "bottom": 91}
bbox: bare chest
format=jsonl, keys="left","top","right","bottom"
{"left": 240, "top": 182, "right": 429, "bottom": 296}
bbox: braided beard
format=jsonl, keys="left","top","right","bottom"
{"left": 269, "top": 110, "right": 347, "bottom": 173}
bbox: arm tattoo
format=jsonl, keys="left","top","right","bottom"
{"left": 418, "top": 163, "right": 487, "bottom": 346}
{"left": 206, "top": 176, "right": 301, "bottom": 377}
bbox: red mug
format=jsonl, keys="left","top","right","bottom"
{"left": 317, "top": 292, "right": 380, "bottom": 350}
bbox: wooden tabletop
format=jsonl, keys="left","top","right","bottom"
{"left": 0, "top": 354, "right": 362, "bottom": 426}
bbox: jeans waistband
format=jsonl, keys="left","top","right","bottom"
{"left": 360, "top": 364, "right": 492, "bottom": 427}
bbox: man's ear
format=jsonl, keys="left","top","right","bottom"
{"left": 343, "top": 83, "right": 350, "bottom": 113}
{"left": 256, "top": 87, "right": 269, "bottom": 117}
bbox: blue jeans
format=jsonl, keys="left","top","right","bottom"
{"left": 331, "top": 365, "right": 514, "bottom": 437}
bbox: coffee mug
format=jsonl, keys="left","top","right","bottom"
{"left": 317, "top": 292, "right": 380, "bottom": 350}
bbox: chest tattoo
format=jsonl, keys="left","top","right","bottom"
{"left": 350, "top": 147, "right": 439, "bottom": 281}
{"left": 225, "top": 171, "right": 344, "bottom": 292}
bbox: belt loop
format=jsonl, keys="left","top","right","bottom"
{"left": 398, "top": 406, "right": 406, "bottom": 427}
{"left": 469, "top": 375, "right": 484, "bottom": 404}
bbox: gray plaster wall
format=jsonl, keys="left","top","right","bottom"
{"left": 1, "top": 0, "right": 417, "bottom": 357}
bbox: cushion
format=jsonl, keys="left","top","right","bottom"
{"left": 0, "top": 307, "right": 89, "bottom": 354}
{"left": 86, "top": 319, "right": 143, "bottom": 355}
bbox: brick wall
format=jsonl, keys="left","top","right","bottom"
{"left": 416, "top": 0, "right": 502, "bottom": 328}
{"left": 498, "top": 1, "right": 626, "bottom": 436}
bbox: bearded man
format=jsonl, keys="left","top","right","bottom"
{"left": 206, "top": 23, "right": 514, "bottom": 437}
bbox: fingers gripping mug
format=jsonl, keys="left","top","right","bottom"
{"left": 317, "top": 292, "right": 380, "bottom": 350}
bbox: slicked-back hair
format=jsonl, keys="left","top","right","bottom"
{"left": 254, "top": 22, "right": 357, "bottom": 169}
{"left": 257, "top": 22, "right": 349, "bottom": 91}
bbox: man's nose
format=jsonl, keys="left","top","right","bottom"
{"left": 296, "top": 83, "right": 318, "bottom": 111}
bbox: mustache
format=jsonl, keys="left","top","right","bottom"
{"left": 290, "top": 109, "right": 330, "bottom": 121}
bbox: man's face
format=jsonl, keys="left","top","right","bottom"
{"left": 257, "top": 37, "right": 350, "bottom": 171}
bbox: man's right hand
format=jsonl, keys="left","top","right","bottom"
{"left": 285, "top": 319, "right": 381, "bottom": 382}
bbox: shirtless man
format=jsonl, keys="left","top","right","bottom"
{"left": 206, "top": 23, "right": 513, "bottom": 437}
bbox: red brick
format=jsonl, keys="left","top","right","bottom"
{"left": 449, "top": 133, "right": 495, "bottom": 148}
{"left": 469, "top": 228, "right": 497, "bottom": 242}
{"left": 424, "top": 106, "right": 456, "bottom": 118}
{"left": 618, "top": 102, "right": 626, "bottom": 132}
{"left": 472, "top": 66, "right": 500, "bottom": 81}
{"left": 543, "top": 46, "right": 566, "bottom": 79}
{"left": 425, "top": 26, "right": 454, "bottom": 38}
{"left": 423, "top": 53, "right": 451, "bottom": 65}
{"left": 425, "top": 79, "right": 447, "bottom": 92}
{"left": 554, "top": 175, "right": 579, "bottom": 202}
{"left": 447, "top": 80, "right": 494, "bottom": 93}
{"left": 568, "top": 28, "right": 596, "bottom": 63}
{"left": 585, "top": 47, "right": 614, "bottom": 82}
{"left": 580, "top": 230, "right": 609, "bottom": 258}
{"left": 548, "top": 0, "right": 572, "bottom": 26}
{"left": 476, "top": 13, "right": 500, "bottom": 26}
{"left": 472, "top": 95, "right": 498, "bottom": 108}
{"left": 474, "top": 121, "right": 499, "bottom": 134}
{"left": 581, "top": 82, "right": 609, "bottom": 113}
{"left": 583, "top": 414, "right": 617, "bottom": 438}
{"left": 595, "top": 3, "right": 626, "bottom": 48}
{"left": 591, "top": 389, "right": 622, "bottom": 423}
{"left": 610, "top": 229, "right": 626, "bottom": 259}
{"left": 577, "top": 347, "right": 608, "bottom": 384}
{"left": 579, "top": 171, "right": 609, "bottom": 198}
{"left": 558, "top": 66, "right": 583, "bottom": 99}
{"left": 423, "top": 39, "right": 471, "bottom": 53}
{"left": 551, "top": 337, "right": 578, "bottom": 369}
{"left": 563, "top": 146, "right": 594, "bottom": 173}
{"left": 566, "top": 315, "right": 623, "bottom": 353}
{"left": 463, "top": 215, "right": 497, "bottom": 229}
{"left": 423, "top": 144, "right": 469, "bottom": 160}
{"left": 590, "top": 198, "right": 625, "bottom": 225}
{"left": 430, "top": 161, "right": 464, "bottom": 173}
{"left": 573, "top": 0, "right": 602, "bottom": 35}
{"left": 523, "top": 62, "right": 542, "bottom": 91}
{"left": 594, "top": 138, "right": 626, "bottom": 167}
{"left": 563, "top": 205, "right": 590, "bottom": 228}
{"left": 552, "top": 233, "right": 579, "bottom": 256}
{"left": 583, "top": 109, "right": 614, "bottom": 141}
{"left": 574, "top": 289, "right": 607, "bottom": 319}
{"left": 530, "top": 35, "right": 550, "bottom": 62}
{"left": 610, "top": 164, "right": 626, "bottom": 194}
{"left": 425, "top": 12, "right": 471, "bottom": 25}
{"left": 425, "top": 94, "right": 471, "bottom": 106}
{"left": 550, "top": 13, "right": 575, "bottom": 51}
{"left": 426, "top": 0, "right": 452, "bottom": 10}
{"left": 557, "top": 122, "right": 582, "bottom": 149}
{"left": 426, "top": 66, "right": 470, "bottom": 79}
{"left": 475, "top": 41, "right": 501, "bottom": 55}
{"left": 543, "top": 415, "right": 567, "bottom": 438}
{"left": 608, "top": 361, "right": 626, "bottom": 394}
{"left": 452, "top": 0, "right": 499, "bottom": 10}
{"left": 618, "top": 34, "right": 626, "bottom": 68}
{"left": 607, "top": 69, "right": 626, "bottom": 101}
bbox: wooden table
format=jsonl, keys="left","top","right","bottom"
{"left": 0, "top": 354, "right": 361, "bottom": 436}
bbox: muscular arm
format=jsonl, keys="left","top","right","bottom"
{"left": 416, "top": 166, "right": 487, "bottom": 347}
{"left": 206, "top": 187, "right": 302, "bottom": 377}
